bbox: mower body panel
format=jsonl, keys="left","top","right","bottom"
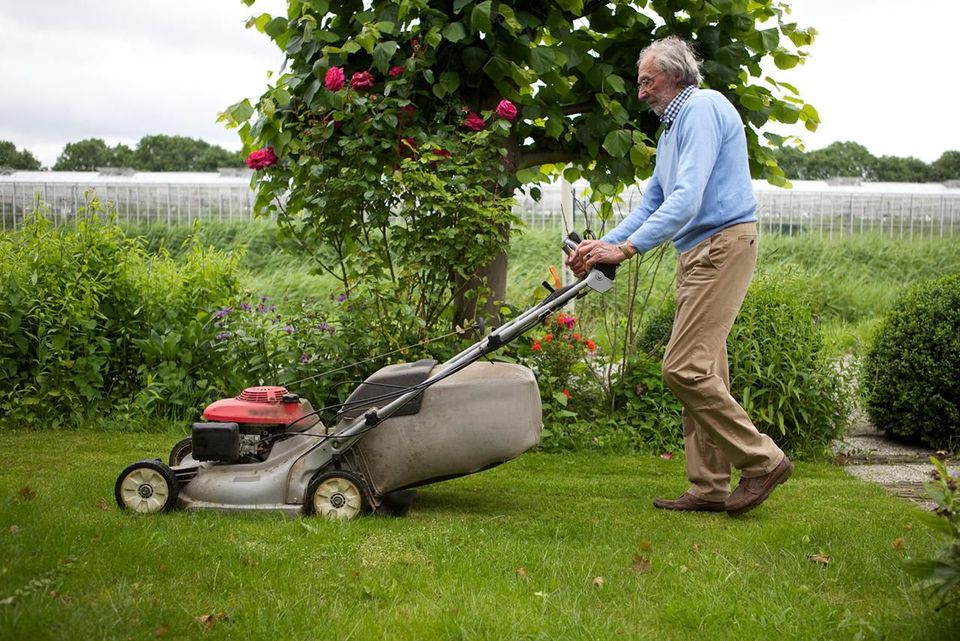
{"left": 351, "top": 361, "right": 542, "bottom": 497}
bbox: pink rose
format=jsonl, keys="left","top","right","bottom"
{"left": 351, "top": 71, "right": 375, "bottom": 91}
{"left": 324, "top": 67, "right": 345, "bottom": 91}
{"left": 389, "top": 66, "right": 404, "bottom": 78}
{"left": 245, "top": 147, "right": 278, "bottom": 170}
{"left": 495, "top": 99, "right": 518, "bottom": 121}
{"left": 464, "top": 112, "right": 485, "bottom": 131}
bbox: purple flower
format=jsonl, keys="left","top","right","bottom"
{"left": 336, "top": 293, "right": 348, "bottom": 303}
{"left": 257, "top": 303, "right": 276, "bottom": 314}
{"left": 239, "top": 302, "right": 252, "bottom": 312}
{"left": 300, "top": 353, "right": 311, "bottom": 363}
{"left": 283, "top": 325, "right": 295, "bottom": 334}
{"left": 214, "top": 307, "right": 233, "bottom": 319}
{"left": 215, "top": 331, "right": 233, "bottom": 342}
{"left": 317, "top": 322, "right": 335, "bottom": 333}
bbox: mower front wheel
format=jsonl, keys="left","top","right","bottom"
{"left": 305, "top": 471, "right": 369, "bottom": 520}
{"left": 115, "top": 460, "right": 179, "bottom": 514}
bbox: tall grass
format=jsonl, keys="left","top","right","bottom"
{"left": 121, "top": 221, "right": 960, "bottom": 356}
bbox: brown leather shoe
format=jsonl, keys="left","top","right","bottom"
{"left": 725, "top": 456, "right": 793, "bottom": 516}
{"left": 653, "top": 492, "right": 726, "bottom": 512}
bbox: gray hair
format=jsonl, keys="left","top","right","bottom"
{"left": 638, "top": 36, "right": 703, "bottom": 87}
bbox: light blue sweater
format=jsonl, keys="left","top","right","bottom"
{"left": 601, "top": 89, "right": 757, "bottom": 254}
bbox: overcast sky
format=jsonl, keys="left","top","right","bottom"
{"left": 2, "top": 0, "right": 957, "bottom": 168}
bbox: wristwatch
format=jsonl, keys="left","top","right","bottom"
{"left": 618, "top": 242, "right": 637, "bottom": 260}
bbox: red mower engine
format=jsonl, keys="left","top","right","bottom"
{"left": 192, "top": 386, "right": 320, "bottom": 463}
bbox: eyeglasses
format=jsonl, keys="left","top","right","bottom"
{"left": 637, "top": 73, "right": 660, "bottom": 89}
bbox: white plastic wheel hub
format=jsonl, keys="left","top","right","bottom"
{"left": 312, "top": 476, "right": 362, "bottom": 520}
{"left": 119, "top": 467, "right": 171, "bottom": 513}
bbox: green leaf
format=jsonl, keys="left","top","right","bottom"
{"left": 372, "top": 41, "right": 399, "bottom": 72}
{"left": 602, "top": 129, "right": 632, "bottom": 158}
{"left": 453, "top": 0, "right": 473, "bottom": 12}
{"left": 529, "top": 47, "right": 555, "bottom": 74}
{"left": 265, "top": 16, "right": 288, "bottom": 39}
{"left": 470, "top": 1, "right": 492, "bottom": 34}
{"left": 603, "top": 74, "right": 625, "bottom": 94}
{"left": 439, "top": 71, "right": 461, "bottom": 94}
{"left": 773, "top": 51, "right": 800, "bottom": 70}
{"left": 442, "top": 22, "right": 468, "bottom": 43}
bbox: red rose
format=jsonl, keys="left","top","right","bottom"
{"left": 495, "top": 99, "right": 518, "bottom": 121}
{"left": 245, "top": 147, "right": 278, "bottom": 170}
{"left": 531, "top": 341, "right": 542, "bottom": 351}
{"left": 585, "top": 339, "right": 597, "bottom": 351}
{"left": 351, "top": 71, "right": 375, "bottom": 91}
{"left": 389, "top": 66, "right": 404, "bottom": 78}
{"left": 324, "top": 67, "right": 345, "bottom": 91}
{"left": 464, "top": 112, "right": 485, "bottom": 131}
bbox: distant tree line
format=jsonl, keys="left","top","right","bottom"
{"left": 776, "top": 141, "right": 960, "bottom": 182}
{"left": 0, "top": 135, "right": 244, "bottom": 172}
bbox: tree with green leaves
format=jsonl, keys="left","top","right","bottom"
{"left": 132, "top": 135, "right": 244, "bottom": 171}
{"left": 932, "top": 150, "right": 960, "bottom": 182}
{"left": 0, "top": 141, "right": 42, "bottom": 170}
{"left": 53, "top": 138, "right": 129, "bottom": 171}
{"left": 225, "top": 0, "right": 818, "bottom": 332}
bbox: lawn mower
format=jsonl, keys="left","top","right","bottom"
{"left": 114, "top": 233, "right": 615, "bottom": 519}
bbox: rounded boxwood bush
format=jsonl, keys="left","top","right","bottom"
{"left": 862, "top": 273, "right": 960, "bottom": 449}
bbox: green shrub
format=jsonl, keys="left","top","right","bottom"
{"left": 0, "top": 205, "right": 240, "bottom": 427}
{"left": 623, "top": 270, "right": 852, "bottom": 458}
{"left": 862, "top": 273, "right": 960, "bottom": 449}
{"left": 729, "top": 272, "right": 853, "bottom": 457}
{"left": 905, "top": 457, "right": 960, "bottom": 609}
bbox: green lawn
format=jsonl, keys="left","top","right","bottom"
{"left": 1, "top": 430, "right": 956, "bottom": 640}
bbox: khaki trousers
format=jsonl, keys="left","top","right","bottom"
{"left": 662, "top": 222, "right": 784, "bottom": 501}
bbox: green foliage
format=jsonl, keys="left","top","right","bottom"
{"left": 862, "top": 274, "right": 960, "bottom": 450}
{"left": 0, "top": 140, "right": 42, "bottom": 170}
{"left": 132, "top": 135, "right": 244, "bottom": 171}
{"left": 728, "top": 272, "right": 853, "bottom": 457}
{"left": 0, "top": 203, "right": 240, "bottom": 427}
{"left": 905, "top": 457, "right": 960, "bottom": 610}
{"left": 53, "top": 136, "right": 243, "bottom": 171}
{"left": 774, "top": 141, "right": 960, "bottom": 182}
{"left": 236, "top": 43, "right": 519, "bottom": 334}
{"left": 932, "top": 151, "right": 960, "bottom": 182}
{"left": 53, "top": 138, "right": 131, "bottom": 171}
{"left": 233, "top": 0, "right": 818, "bottom": 202}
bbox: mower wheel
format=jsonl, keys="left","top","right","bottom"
{"left": 115, "top": 459, "right": 179, "bottom": 514}
{"left": 168, "top": 437, "right": 193, "bottom": 467}
{"left": 305, "top": 470, "right": 368, "bottom": 520}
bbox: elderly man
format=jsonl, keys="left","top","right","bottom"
{"left": 567, "top": 36, "right": 792, "bottom": 516}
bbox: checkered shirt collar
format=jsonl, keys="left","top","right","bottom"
{"left": 661, "top": 85, "right": 698, "bottom": 130}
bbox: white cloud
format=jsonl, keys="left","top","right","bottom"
{"left": 1, "top": 0, "right": 957, "bottom": 167}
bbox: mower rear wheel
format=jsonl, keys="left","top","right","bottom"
{"left": 305, "top": 471, "right": 368, "bottom": 520}
{"left": 168, "top": 437, "right": 193, "bottom": 467}
{"left": 115, "top": 460, "right": 179, "bottom": 514}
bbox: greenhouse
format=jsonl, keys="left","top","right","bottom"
{"left": 2, "top": 169, "right": 959, "bottom": 239}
